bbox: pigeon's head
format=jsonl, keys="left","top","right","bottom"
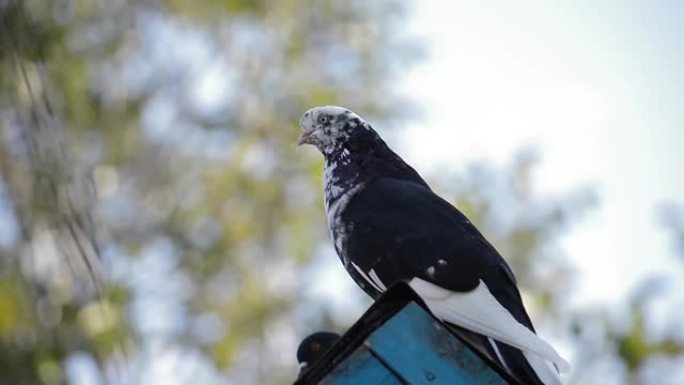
{"left": 298, "top": 106, "right": 376, "bottom": 154}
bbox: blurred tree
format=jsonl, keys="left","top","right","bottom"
{"left": 567, "top": 204, "right": 684, "bottom": 385}
{"left": 0, "top": 0, "right": 415, "bottom": 383}
{"left": 3, "top": 0, "right": 679, "bottom": 384}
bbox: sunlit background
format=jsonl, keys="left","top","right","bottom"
{"left": 1, "top": 1, "right": 683, "bottom": 384}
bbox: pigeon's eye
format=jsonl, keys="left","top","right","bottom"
{"left": 317, "top": 115, "right": 329, "bottom": 125}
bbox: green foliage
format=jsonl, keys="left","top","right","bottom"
{"left": 0, "top": 0, "right": 412, "bottom": 383}
{"left": 613, "top": 208, "right": 684, "bottom": 377}
{"left": 617, "top": 304, "right": 682, "bottom": 371}
{"left": 2, "top": 0, "right": 681, "bottom": 383}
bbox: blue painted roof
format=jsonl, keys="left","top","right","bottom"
{"left": 295, "top": 283, "right": 520, "bottom": 385}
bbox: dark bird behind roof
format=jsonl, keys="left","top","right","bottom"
{"left": 296, "top": 331, "right": 341, "bottom": 379}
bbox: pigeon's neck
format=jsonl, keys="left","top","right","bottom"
{"left": 323, "top": 139, "right": 431, "bottom": 207}
{"left": 323, "top": 147, "right": 364, "bottom": 209}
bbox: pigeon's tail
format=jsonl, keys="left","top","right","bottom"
{"left": 409, "top": 278, "right": 569, "bottom": 385}
{"left": 445, "top": 324, "right": 551, "bottom": 385}
{"left": 488, "top": 340, "right": 558, "bottom": 385}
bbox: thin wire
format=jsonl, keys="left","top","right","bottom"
{"left": 3, "top": 1, "right": 132, "bottom": 383}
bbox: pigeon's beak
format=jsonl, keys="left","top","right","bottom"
{"left": 297, "top": 130, "right": 315, "bottom": 146}
{"left": 297, "top": 132, "right": 311, "bottom": 146}
{"left": 298, "top": 110, "right": 318, "bottom": 146}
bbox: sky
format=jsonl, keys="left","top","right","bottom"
{"left": 395, "top": 0, "right": 684, "bottom": 307}
{"left": 112, "top": 2, "right": 683, "bottom": 382}
{"left": 4, "top": 1, "right": 682, "bottom": 383}
{"left": 84, "top": 1, "right": 684, "bottom": 383}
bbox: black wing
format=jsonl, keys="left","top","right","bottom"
{"left": 339, "top": 177, "right": 534, "bottom": 330}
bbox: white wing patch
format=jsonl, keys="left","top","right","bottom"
{"left": 368, "top": 269, "right": 388, "bottom": 292}
{"left": 409, "top": 278, "right": 570, "bottom": 376}
{"left": 351, "top": 262, "right": 385, "bottom": 293}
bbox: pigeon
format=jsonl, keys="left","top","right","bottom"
{"left": 296, "top": 331, "right": 341, "bottom": 378}
{"left": 298, "top": 106, "right": 570, "bottom": 385}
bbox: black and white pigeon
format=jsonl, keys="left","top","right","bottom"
{"left": 296, "top": 331, "right": 341, "bottom": 378}
{"left": 297, "top": 106, "right": 570, "bottom": 385}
